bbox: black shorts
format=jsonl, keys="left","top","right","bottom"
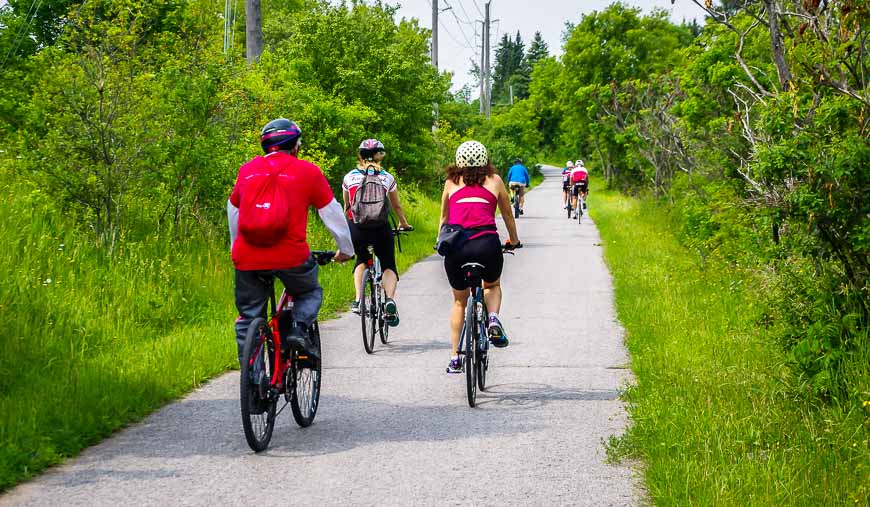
{"left": 572, "top": 182, "right": 588, "bottom": 196}
{"left": 444, "top": 233, "right": 504, "bottom": 290}
{"left": 562, "top": 181, "right": 570, "bottom": 191}
{"left": 348, "top": 220, "right": 397, "bottom": 274}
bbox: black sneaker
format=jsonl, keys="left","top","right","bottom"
{"left": 487, "top": 316, "right": 509, "bottom": 348}
{"left": 283, "top": 323, "right": 320, "bottom": 360}
{"left": 384, "top": 298, "right": 399, "bottom": 327}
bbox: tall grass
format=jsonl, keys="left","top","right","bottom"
{"left": 0, "top": 167, "right": 441, "bottom": 491}
{"left": 592, "top": 187, "right": 869, "bottom": 505}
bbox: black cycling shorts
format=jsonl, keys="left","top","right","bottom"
{"left": 562, "top": 181, "right": 570, "bottom": 191}
{"left": 348, "top": 220, "right": 397, "bottom": 275}
{"left": 444, "top": 233, "right": 504, "bottom": 291}
{"left": 572, "top": 182, "right": 588, "bottom": 196}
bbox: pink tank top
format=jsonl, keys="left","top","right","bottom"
{"left": 448, "top": 185, "right": 498, "bottom": 239}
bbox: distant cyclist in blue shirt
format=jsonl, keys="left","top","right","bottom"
{"left": 506, "top": 158, "right": 531, "bottom": 215}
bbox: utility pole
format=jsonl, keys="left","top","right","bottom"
{"left": 431, "top": 0, "right": 438, "bottom": 69}
{"left": 479, "top": 20, "right": 485, "bottom": 115}
{"left": 484, "top": 1, "right": 492, "bottom": 119}
{"left": 431, "top": 0, "right": 439, "bottom": 128}
{"left": 245, "top": 0, "right": 263, "bottom": 63}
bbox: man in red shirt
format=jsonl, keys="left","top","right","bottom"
{"left": 228, "top": 118, "right": 354, "bottom": 362}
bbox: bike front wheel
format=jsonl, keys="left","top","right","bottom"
{"left": 476, "top": 302, "right": 488, "bottom": 392}
{"left": 240, "top": 318, "right": 277, "bottom": 452}
{"left": 290, "top": 321, "right": 322, "bottom": 427}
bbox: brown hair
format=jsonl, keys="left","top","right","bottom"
{"left": 446, "top": 163, "right": 495, "bottom": 187}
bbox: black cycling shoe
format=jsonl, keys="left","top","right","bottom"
{"left": 283, "top": 323, "right": 320, "bottom": 360}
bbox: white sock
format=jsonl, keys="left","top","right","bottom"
{"left": 488, "top": 312, "right": 499, "bottom": 323}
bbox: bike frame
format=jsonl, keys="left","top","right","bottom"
{"left": 252, "top": 288, "right": 297, "bottom": 393}
{"left": 364, "top": 246, "right": 383, "bottom": 320}
{"left": 456, "top": 280, "right": 487, "bottom": 364}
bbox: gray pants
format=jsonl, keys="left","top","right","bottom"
{"left": 234, "top": 257, "right": 322, "bottom": 363}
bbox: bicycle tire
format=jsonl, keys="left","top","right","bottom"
{"left": 578, "top": 202, "right": 583, "bottom": 224}
{"left": 476, "top": 299, "right": 488, "bottom": 392}
{"left": 378, "top": 283, "right": 389, "bottom": 344}
{"left": 240, "top": 318, "right": 277, "bottom": 452}
{"left": 513, "top": 195, "right": 520, "bottom": 218}
{"left": 360, "top": 269, "right": 376, "bottom": 354}
{"left": 464, "top": 294, "right": 477, "bottom": 407}
{"left": 566, "top": 199, "right": 572, "bottom": 219}
{"left": 290, "top": 321, "right": 322, "bottom": 427}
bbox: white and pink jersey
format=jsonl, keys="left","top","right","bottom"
{"left": 570, "top": 168, "right": 588, "bottom": 184}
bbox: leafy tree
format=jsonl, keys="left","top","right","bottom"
{"left": 491, "top": 32, "right": 525, "bottom": 105}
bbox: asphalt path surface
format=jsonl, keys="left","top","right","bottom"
{"left": 2, "top": 165, "right": 638, "bottom": 506}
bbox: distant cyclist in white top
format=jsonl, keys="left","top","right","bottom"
{"left": 341, "top": 139, "right": 412, "bottom": 325}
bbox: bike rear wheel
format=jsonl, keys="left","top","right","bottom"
{"left": 578, "top": 201, "right": 583, "bottom": 224}
{"left": 464, "top": 295, "right": 477, "bottom": 407}
{"left": 290, "top": 321, "right": 322, "bottom": 427}
{"left": 566, "top": 198, "right": 572, "bottom": 218}
{"left": 240, "top": 318, "right": 277, "bottom": 452}
{"left": 513, "top": 195, "right": 521, "bottom": 218}
{"left": 360, "top": 269, "right": 376, "bottom": 354}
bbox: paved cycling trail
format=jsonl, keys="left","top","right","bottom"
{"left": 2, "top": 166, "right": 638, "bottom": 506}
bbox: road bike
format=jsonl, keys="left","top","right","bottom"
{"left": 457, "top": 243, "right": 520, "bottom": 407}
{"left": 565, "top": 187, "right": 573, "bottom": 219}
{"left": 359, "top": 227, "right": 412, "bottom": 354}
{"left": 239, "top": 250, "right": 338, "bottom": 452}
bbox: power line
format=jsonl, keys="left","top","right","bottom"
{"left": 1, "top": 0, "right": 41, "bottom": 68}
{"left": 471, "top": 0, "right": 484, "bottom": 18}
{"left": 443, "top": 0, "right": 474, "bottom": 49}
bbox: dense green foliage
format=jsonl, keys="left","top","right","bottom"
{"left": 0, "top": 0, "right": 451, "bottom": 490}
{"left": 594, "top": 186, "right": 869, "bottom": 504}
{"left": 503, "top": 1, "right": 869, "bottom": 407}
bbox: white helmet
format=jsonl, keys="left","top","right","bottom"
{"left": 455, "top": 140, "right": 489, "bottom": 168}
{"left": 566, "top": 160, "right": 574, "bottom": 168}
{"left": 576, "top": 159, "right": 584, "bottom": 167}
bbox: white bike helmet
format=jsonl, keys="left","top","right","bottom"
{"left": 455, "top": 140, "right": 489, "bottom": 168}
{"left": 576, "top": 159, "right": 585, "bottom": 167}
{"left": 566, "top": 160, "right": 574, "bottom": 168}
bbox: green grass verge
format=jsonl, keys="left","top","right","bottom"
{"left": 0, "top": 170, "right": 440, "bottom": 491}
{"left": 592, "top": 187, "right": 869, "bottom": 505}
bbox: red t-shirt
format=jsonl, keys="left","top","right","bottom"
{"left": 229, "top": 152, "right": 334, "bottom": 270}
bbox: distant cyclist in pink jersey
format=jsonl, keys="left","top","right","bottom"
{"left": 569, "top": 160, "right": 589, "bottom": 219}
{"left": 440, "top": 140, "right": 521, "bottom": 374}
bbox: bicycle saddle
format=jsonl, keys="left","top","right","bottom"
{"left": 461, "top": 262, "right": 486, "bottom": 278}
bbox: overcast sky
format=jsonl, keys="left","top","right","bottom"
{"left": 394, "top": 0, "right": 707, "bottom": 92}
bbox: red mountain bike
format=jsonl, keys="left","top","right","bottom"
{"left": 239, "top": 250, "right": 337, "bottom": 452}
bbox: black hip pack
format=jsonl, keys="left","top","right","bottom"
{"left": 436, "top": 224, "right": 496, "bottom": 257}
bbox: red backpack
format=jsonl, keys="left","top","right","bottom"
{"left": 238, "top": 157, "right": 293, "bottom": 247}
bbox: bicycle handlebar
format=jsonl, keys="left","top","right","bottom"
{"left": 310, "top": 250, "right": 351, "bottom": 266}
{"left": 503, "top": 241, "right": 523, "bottom": 253}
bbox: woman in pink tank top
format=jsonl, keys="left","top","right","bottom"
{"left": 440, "top": 140, "right": 521, "bottom": 374}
